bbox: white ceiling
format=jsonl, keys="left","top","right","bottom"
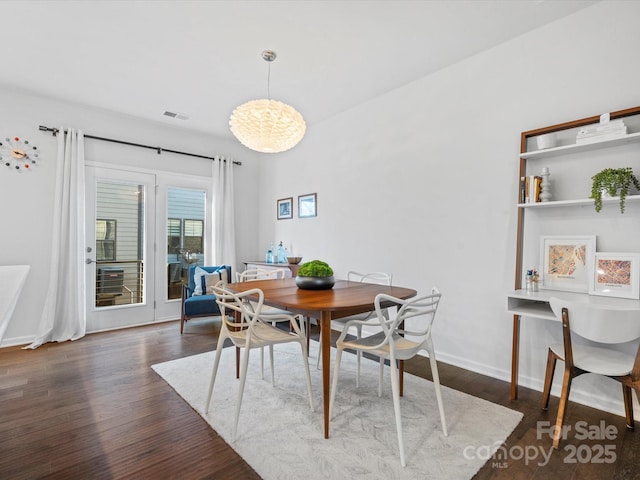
{"left": 1, "top": 0, "right": 597, "bottom": 141}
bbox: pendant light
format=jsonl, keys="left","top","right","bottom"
{"left": 229, "top": 50, "right": 306, "bottom": 153}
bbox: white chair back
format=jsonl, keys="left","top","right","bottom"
{"left": 549, "top": 297, "right": 640, "bottom": 344}
{"left": 212, "top": 285, "right": 268, "bottom": 341}
{"left": 372, "top": 288, "right": 442, "bottom": 349}
{"left": 236, "top": 268, "right": 287, "bottom": 282}
{"left": 347, "top": 270, "right": 392, "bottom": 286}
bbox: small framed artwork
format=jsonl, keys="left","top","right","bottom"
{"left": 589, "top": 252, "right": 640, "bottom": 299}
{"left": 298, "top": 193, "right": 317, "bottom": 218}
{"left": 540, "top": 235, "right": 596, "bottom": 293}
{"left": 277, "top": 197, "right": 293, "bottom": 220}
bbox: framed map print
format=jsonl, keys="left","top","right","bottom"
{"left": 589, "top": 252, "right": 640, "bottom": 299}
{"left": 540, "top": 235, "right": 595, "bottom": 293}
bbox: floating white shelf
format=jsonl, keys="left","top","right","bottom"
{"left": 520, "top": 131, "right": 640, "bottom": 160}
{"left": 518, "top": 194, "right": 640, "bottom": 209}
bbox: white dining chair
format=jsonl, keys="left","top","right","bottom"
{"left": 204, "top": 284, "right": 314, "bottom": 441}
{"left": 236, "top": 267, "right": 306, "bottom": 379}
{"left": 329, "top": 288, "right": 447, "bottom": 467}
{"left": 541, "top": 297, "right": 640, "bottom": 448}
{"left": 317, "top": 271, "right": 392, "bottom": 387}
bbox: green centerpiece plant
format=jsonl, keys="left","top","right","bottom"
{"left": 297, "top": 260, "right": 334, "bottom": 277}
{"left": 296, "top": 260, "right": 335, "bottom": 290}
{"left": 590, "top": 167, "right": 640, "bottom": 213}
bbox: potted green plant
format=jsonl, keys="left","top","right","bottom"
{"left": 590, "top": 167, "right": 640, "bottom": 213}
{"left": 295, "top": 259, "right": 335, "bottom": 290}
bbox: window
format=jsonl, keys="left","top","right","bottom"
{"left": 183, "top": 219, "right": 204, "bottom": 253}
{"left": 96, "top": 219, "right": 116, "bottom": 261}
{"left": 166, "top": 218, "right": 204, "bottom": 254}
{"left": 167, "top": 218, "right": 181, "bottom": 254}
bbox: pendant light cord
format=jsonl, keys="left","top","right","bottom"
{"left": 266, "top": 60, "right": 271, "bottom": 100}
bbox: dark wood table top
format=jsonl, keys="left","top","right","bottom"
{"left": 226, "top": 277, "right": 417, "bottom": 318}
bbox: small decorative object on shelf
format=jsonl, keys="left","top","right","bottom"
{"left": 0, "top": 136, "right": 41, "bottom": 172}
{"left": 536, "top": 133, "right": 557, "bottom": 150}
{"left": 526, "top": 268, "right": 539, "bottom": 292}
{"left": 577, "top": 113, "right": 627, "bottom": 145}
{"left": 590, "top": 167, "right": 640, "bottom": 213}
{"left": 295, "top": 259, "right": 335, "bottom": 290}
{"left": 539, "top": 167, "right": 552, "bottom": 202}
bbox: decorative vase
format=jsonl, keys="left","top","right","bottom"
{"left": 295, "top": 275, "right": 335, "bottom": 290}
{"left": 540, "top": 167, "right": 552, "bottom": 202}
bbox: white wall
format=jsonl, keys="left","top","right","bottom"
{"left": 258, "top": 1, "right": 640, "bottom": 416}
{"left": 0, "top": 88, "right": 261, "bottom": 346}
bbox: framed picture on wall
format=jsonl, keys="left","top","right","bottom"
{"left": 589, "top": 252, "right": 640, "bottom": 299}
{"left": 277, "top": 197, "right": 293, "bottom": 220}
{"left": 298, "top": 193, "right": 317, "bottom": 218}
{"left": 539, "top": 235, "right": 595, "bottom": 293}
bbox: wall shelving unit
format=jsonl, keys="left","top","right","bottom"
{"left": 508, "top": 105, "right": 640, "bottom": 400}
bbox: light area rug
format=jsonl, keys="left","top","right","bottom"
{"left": 152, "top": 343, "right": 522, "bottom": 480}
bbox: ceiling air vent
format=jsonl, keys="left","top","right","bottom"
{"left": 162, "top": 111, "right": 189, "bottom": 121}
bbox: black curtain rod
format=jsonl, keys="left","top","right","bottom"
{"left": 38, "top": 125, "right": 242, "bottom": 166}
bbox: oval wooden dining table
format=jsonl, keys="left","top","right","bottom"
{"left": 226, "top": 277, "right": 417, "bottom": 439}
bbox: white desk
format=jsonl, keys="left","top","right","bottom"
{"left": 507, "top": 289, "right": 640, "bottom": 399}
{"left": 0, "top": 265, "right": 30, "bottom": 343}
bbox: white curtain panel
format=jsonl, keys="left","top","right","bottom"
{"left": 26, "top": 128, "right": 86, "bottom": 349}
{"left": 211, "top": 157, "right": 237, "bottom": 269}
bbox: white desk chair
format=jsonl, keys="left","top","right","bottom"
{"left": 541, "top": 297, "right": 640, "bottom": 448}
{"left": 204, "top": 285, "right": 314, "bottom": 441}
{"left": 329, "top": 288, "right": 447, "bottom": 467}
{"left": 317, "top": 271, "right": 392, "bottom": 387}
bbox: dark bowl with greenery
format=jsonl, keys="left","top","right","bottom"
{"left": 296, "top": 260, "right": 335, "bottom": 290}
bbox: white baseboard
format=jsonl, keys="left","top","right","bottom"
{"left": 433, "top": 350, "right": 632, "bottom": 419}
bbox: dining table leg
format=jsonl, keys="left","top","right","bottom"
{"left": 320, "top": 310, "right": 331, "bottom": 439}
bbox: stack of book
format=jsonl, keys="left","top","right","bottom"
{"left": 576, "top": 119, "right": 627, "bottom": 144}
{"left": 520, "top": 175, "right": 541, "bottom": 203}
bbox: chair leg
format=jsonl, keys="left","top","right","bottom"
{"left": 622, "top": 383, "right": 635, "bottom": 430}
{"left": 180, "top": 315, "right": 186, "bottom": 334}
{"left": 316, "top": 334, "right": 322, "bottom": 370}
{"left": 232, "top": 344, "right": 252, "bottom": 441}
{"left": 299, "top": 340, "right": 314, "bottom": 411}
{"left": 552, "top": 368, "right": 573, "bottom": 449}
{"left": 541, "top": 348, "right": 559, "bottom": 410}
{"left": 355, "top": 325, "right": 362, "bottom": 388}
{"left": 426, "top": 340, "right": 447, "bottom": 437}
{"left": 204, "top": 333, "right": 227, "bottom": 413}
{"left": 389, "top": 354, "right": 406, "bottom": 467}
{"left": 269, "top": 344, "right": 275, "bottom": 386}
{"left": 329, "top": 346, "right": 344, "bottom": 419}
{"left": 378, "top": 358, "right": 384, "bottom": 397}
{"left": 306, "top": 316, "right": 311, "bottom": 356}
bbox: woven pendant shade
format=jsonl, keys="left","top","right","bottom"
{"left": 229, "top": 98, "right": 306, "bottom": 153}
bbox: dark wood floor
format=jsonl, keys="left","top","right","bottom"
{"left": 1, "top": 319, "right": 639, "bottom": 480}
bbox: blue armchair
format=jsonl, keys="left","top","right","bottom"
{"left": 181, "top": 265, "right": 232, "bottom": 333}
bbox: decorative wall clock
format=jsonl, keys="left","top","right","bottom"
{"left": 0, "top": 136, "right": 40, "bottom": 171}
